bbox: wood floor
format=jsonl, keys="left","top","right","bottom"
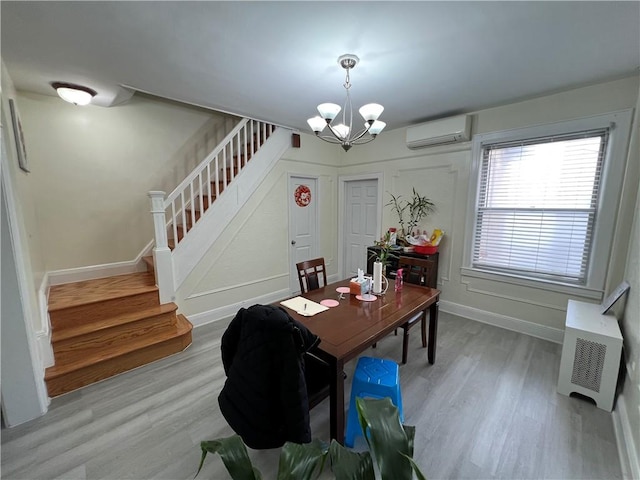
{"left": 1, "top": 312, "right": 622, "bottom": 479}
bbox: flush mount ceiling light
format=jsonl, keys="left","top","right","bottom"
{"left": 51, "top": 82, "right": 97, "bottom": 106}
{"left": 307, "top": 54, "right": 385, "bottom": 152}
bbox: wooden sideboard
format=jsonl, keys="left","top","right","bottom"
{"left": 366, "top": 246, "right": 439, "bottom": 288}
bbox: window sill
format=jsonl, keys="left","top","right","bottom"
{"left": 460, "top": 267, "right": 603, "bottom": 300}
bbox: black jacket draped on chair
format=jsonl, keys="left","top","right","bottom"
{"left": 218, "top": 304, "right": 321, "bottom": 449}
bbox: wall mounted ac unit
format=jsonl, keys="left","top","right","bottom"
{"left": 405, "top": 115, "right": 471, "bottom": 149}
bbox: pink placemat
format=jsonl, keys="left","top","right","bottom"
{"left": 336, "top": 287, "right": 350, "bottom": 294}
{"left": 320, "top": 299, "right": 340, "bottom": 308}
{"left": 356, "top": 294, "right": 377, "bottom": 302}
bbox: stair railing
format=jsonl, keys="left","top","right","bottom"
{"left": 149, "top": 118, "right": 277, "bottom": 303}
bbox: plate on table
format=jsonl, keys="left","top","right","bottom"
{"left": 320, "top": 299, "right": 340, "bottom": 308}
{"left": 336, "top": 287, "right": 350, "bottom": 294}
{"left": 356, "top": 294, "right": 377, "bottom": 302}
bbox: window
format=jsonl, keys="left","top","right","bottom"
{"left": 464, "top": 110, "right": 632, "bottom": 297}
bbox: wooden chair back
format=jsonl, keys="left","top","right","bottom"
{"left": 397, "top": 255, "right": 437, "bottom": 288}
{"left": 296, "top": 258, "right": 327, "bottom": 293}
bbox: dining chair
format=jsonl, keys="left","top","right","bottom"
{"left": 296, "top": 257, "right": 327, "bottom": 293}
{"left": 397, "top": 255, "right": 436, "bottom": 364}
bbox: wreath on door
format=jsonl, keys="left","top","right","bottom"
{"left": 294, "top": 185, "right": 311, "bottom": 207}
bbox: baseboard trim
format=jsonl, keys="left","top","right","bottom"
{"left": 613, "top": 391, "right": 640, "bottom": 480}
{"left": 440, "top": 300, "right": 564, "bottom": 344}
{"left": 47, "top": 257, "right": 147, "bottom": 286}
{"left": 189, "top": 288, "right": 293, "bottom": 328}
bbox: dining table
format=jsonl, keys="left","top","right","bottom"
{"left": 282, "top": 278, "right": 440, "bottom": 444}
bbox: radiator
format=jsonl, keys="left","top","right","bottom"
{"left": 557, "top": 300, "right": 623, "bottom": 411}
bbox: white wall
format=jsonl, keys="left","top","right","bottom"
{"left": 14, "top": 74, "right": 638, "bottom": 340}
{"left": 617, "top": 86, "right": 640, "bottom": 477}
{"left": 2, "top": 75, "right": 237, "bottom": 424}
{"left": 342, "top": 76, "right": 640, "bottom": 341}
{"left": 175, "top": 137, "right": 342, "bottom": 320}
{"left": 1, "top": 62, "right": 49, "bottom": 424}
{"left": 15, "top": 91, "right": 236, "bottom": 271}
{"left": 5, "top": 69, "right": 639, "bottom": 430}
{"left": 1, "top": 183, "right": 48, "bottom": 425}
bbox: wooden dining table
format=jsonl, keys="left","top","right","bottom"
{"left": 284, "top": 279, "right": 440, "bottom": 444}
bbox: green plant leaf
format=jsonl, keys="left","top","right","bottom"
{"left": 356, "top": 397, "right": 413, "bottom": 480}
{"left": 402, "top": 454, "right": 428, "bottom": 480}
{"left": 402, "top": 424, "right": 416, "bottom": 458}
{"left": 277, "top": 438, "right": 328, "bottom": 480}
{"left": 328, "top": 440, "right": 375, "bottom": 480}
{"left": 197, "top": 435, "right": 261, "bottom": 480}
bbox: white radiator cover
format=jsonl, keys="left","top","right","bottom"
{"left": 557, "top": 299, "right": 623, "bottom": 411}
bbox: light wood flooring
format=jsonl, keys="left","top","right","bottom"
{"left": 1, "top": 312, "right": 622, "bottom": 479}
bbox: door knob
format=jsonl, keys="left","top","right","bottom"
{"left": 291, "top": 240, "right": 296, "bottom": 245}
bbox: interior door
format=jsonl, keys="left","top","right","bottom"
{"left": 344, "top": 179, "right": 378, "bottom": 278}
{"left": 288, "top": 176, "right": 319, "bottom": 292}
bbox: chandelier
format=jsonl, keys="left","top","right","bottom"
{"left": 307, "top": 54, "right": 385, "bottom": 152}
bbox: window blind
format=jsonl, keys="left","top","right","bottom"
{"left": 472, "top": 129, "right": 609, "bottom": 284}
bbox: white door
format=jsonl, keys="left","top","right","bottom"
{"left": 289, "top": 176, "right": 319, "bottom": 292}
{"left": 344, "top": 179, "right": 379, "bottom": 278}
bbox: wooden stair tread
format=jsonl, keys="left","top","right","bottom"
{"left": 51, "top": 302, "right": 178, "bottom": 343}
{"left": 45, "top": 314, "right": 192, "bottom": 379}
{"left": 48, "top": 272, "right": 157, "bottom": 311}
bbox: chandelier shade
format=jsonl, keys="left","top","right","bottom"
{"left": 359, "top": 103, "right": 384, "bottom": 122}
{"left": 307, "top": 54, "right": 385, "bottom": 152}
{"left": 317, "top": 103, "right": 341, "bottom": 121}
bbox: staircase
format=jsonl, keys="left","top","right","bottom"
{"left": 44, "top": 119, "right": 286, "bottom": 397}
{"left": 44, "top": 271, "right": 192, "bottom": 397}
{"left": 150, "top": 118, "right": 289, "bottom": 302}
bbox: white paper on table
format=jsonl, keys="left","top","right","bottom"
{"left": 280, "top": 296, "right": 329, "bottom": 316}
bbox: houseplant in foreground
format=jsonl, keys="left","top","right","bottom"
{"left": 195, "top": 397, "right": 426, "bottom": 480}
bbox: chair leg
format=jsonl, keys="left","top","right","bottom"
{"left": 402, "top": 327, "right": 409, "bottom": 364}
{"left": 421, "top": 311, "right": 428, "bottom": 348}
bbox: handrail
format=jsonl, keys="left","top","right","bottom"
{"left": 149, "top": 119, "right": 276, "bottom": 303}
{"left": 149, "top": 118, "right": 277, "bottom": 303}
{"left": 161, "top": 119, "right": 275, "bottom": 249}
{"left": 164, "top": 118, "right": 249, "bottom": 207}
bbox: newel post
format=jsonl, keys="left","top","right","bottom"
{"left": 148, "top": 191, "right": 174, "bottom": 304}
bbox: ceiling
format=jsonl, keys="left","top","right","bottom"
{"left": 2, "top": 1, "right": 639, "bottom": 133}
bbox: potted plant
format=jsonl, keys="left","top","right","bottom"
{"left": 386, "top": 188, "right": 435, "bottom": 244}
{"left": 369, "top": 231, "right": 399, "bottom": 294}
{"left": 195, "top": 397, "right": 427, "bottom": 480}
{"left": 370, "top": 231, "right": 398, "bottom": 267}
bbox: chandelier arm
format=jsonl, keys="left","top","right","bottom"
{"left": 315, "top": 132, "right": 343, "bottom": 144}
{"left": 325, "top": 123, "right": 348, "bottom": 142}
{"left": 351, "top": 134, "right": 377, "bottom": 146}
{"left": 348, "top": 126, "right": 373, "bottom": 144}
